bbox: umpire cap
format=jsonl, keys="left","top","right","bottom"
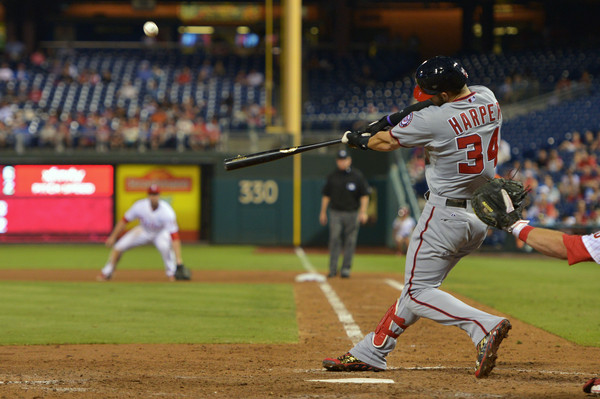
{"left": 413, "top": 56, "right": 468, "bottom": 102}
{"left": 337, "top": 149, "right": 349, "bottom": 159}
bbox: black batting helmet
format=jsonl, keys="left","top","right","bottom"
{"left": 413, "top": 56, "right": 468, "bottom": 101}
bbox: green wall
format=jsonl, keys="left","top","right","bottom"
{"left": 212, "top": 149, "right": 394, "bottom": 246}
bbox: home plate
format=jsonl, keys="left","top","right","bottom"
{"left": 308, "top": 378, "right": 394, "bottom": 384}
{"left": 295, "top": 273, "right": 326, "bottom": 282}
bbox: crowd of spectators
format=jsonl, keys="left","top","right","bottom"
{"left": 0, "top": 47, "right": 274, "bottom": 153}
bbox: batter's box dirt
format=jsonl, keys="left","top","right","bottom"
{"left": 0, "top": 270, "right": 597, "bottom": 398}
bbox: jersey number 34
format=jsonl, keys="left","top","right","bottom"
{"left": 455, "top": 127, "right": 499, "bottom": 174}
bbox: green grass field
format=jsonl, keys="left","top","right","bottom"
{"left": 0, "top": 244, "right": 598, "bottom": 346}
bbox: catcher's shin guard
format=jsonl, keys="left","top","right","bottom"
{"left": 372, "top": 299, "right": 408, "bottom": 348}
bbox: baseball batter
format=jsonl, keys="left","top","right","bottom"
{"left": 98, "top": 184, "right": 187, "bottom": 281}
{"left": 323, "top": 56, "right": 511, "bottom": 378}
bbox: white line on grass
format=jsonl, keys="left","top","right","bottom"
{"left": 295, "top": 247, "right": 363, "bottom": 345}
{"left": 384, "top": 278, "right": 404, "bottom": 291}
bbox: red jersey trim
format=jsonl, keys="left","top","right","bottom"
{"left": 453, "top": 92, "right": 476, "bottom": 102}
{"left": 563, "top": 234, "right": 593, "bottom": 265}
{"left": 170, "top": 232, "right": 180, "bottom": 240}
{"left": 389, "top": 130, "right": 408, "bottom": 147}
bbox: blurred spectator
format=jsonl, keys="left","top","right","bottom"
{"left": 578, "top": 70, "right": 593, "bottom": 95}
{"left": 498, "top": 139, "right": 511, "bottom": 166}
{"left": 574, "top": 199, "right": 593, "bottom": 225}
{"left": 137, "top": 61, "right": 153, "bottom": 81}
{"left": 547, "top": 149, "right": 564, "bottom": 172}
{"left": 198, "top": 60, "right": 213, "bottom": 82}
{"left": 101, "top": 69, "right": 113, "bottom": 84}
{"left": 14, "top": 63, "right": 29, "bottom": 81}
{"left": 393, "top": 207, "right": 416, "bottom": 255}
{"left": 204, "top": 116, "right": 221, "bottom": 149}
{"left": 0, "top": 120, "right": 13, "bottom": 148}
{"left": 176, "top": 67, "right": 192, "bottom": 85}
{"left": 246, "top": 69, "right": 264, "bottom": 87}
{"left": 117, "top": 80, "right": 138, "bottom": 101}
{"left": 0, "top": 100, "right": 15, "bottom": 123}
{"left": 527, "top": 194, "right": 559, "bottom": 226}
{"left": 0, "top": 63, "right": 14, "bottom": 81}
{"left": 213, "top": 60, "right": 226, "bottom": 77}
{"left": 5, "top": 39, "right": 25, "bottom": 61}
{"left": 539, "top": 175, "right": 561, "bottom": 204}
{"left": 554, "top": 70, "right": 572, "bottom": 97}
{"left": 535, "top": 149, "right": 548, "bottom": 169}
{"left": 38, "top": 114, "right": 59, "bottom": 148}
{"left": 30, "top": 49, "right": 47, "bottom": 70}
{"left": 512, "top": 73, "right": 530, "bottom": 102}
{"left": 498, "top": 76, "right": 514, "bottom": 103}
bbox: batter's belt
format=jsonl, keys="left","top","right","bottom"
{"left": 425, "top": 191, "right": 471, "bottom": 210}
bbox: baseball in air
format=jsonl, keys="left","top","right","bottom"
{"left": 143, "top": 21, "right": 159, "bottom": 37}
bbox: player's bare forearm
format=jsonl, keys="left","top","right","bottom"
{"left": 320, "top": 196, "right": 330, "bottom": 225}
{"left": 525, "top": 227, "right": 568, "bottom": 260}
{"left": 367, "top": 130, "right": 401, "bottom": 152}
{"left": 358, "top": 195, "right": 369, "bottom": 224}
{"left": 172, "top": 238, "right": 183, "bottom": 264}
{"left": 106, "top": 219, "right": 127, "bottom": 247}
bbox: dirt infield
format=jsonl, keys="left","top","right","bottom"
{"left": 0, "top": 269, "right": 598, "bottom": 398}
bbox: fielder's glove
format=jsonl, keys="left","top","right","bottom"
{"left": 472, "top": 178, "right": 529, "bottom": 230}
{"left": 342, "top": 130, "right": 371, "bottom": 150}
{"left": 174, "top": 264, "right": 192, "bottom": 281}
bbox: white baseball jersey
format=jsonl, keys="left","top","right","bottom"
{"left": 390, "top": 85, "right": 502, "bottom": 199}
{"left": 582, "top": 231, "right": 600, "bottom": 264}
{"left": 104, "top": 198, "right": 180, "bottom": 278}
{"left": 124, "top": 198, "right": 178, "bottom": 235}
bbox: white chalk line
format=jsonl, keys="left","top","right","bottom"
{"left": 304, "top": 366, "right": 591, "bottom": 376}
{"left": 384, "top": 278, "right": 405, "bottom": 291}
{"left": 308, "top": 378, "right": 394, "bottom": 384}
{"left": 0, "top": 379, "right": 90, "bottom": 392}
{"left": 295, "top": 247, "right": 363, "bottom": 345}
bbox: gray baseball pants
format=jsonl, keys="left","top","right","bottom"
{"left": 349, "top": 193, "right": 505, "bottom": 369}
{"left": 328, "top": 209, "right": 360, "bottom": 277}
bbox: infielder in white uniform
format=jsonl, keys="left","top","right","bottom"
{"left": 98, "top": 184, "right": 186, "bottom": 281}
{"left": 324, "top": 56, "right": 511, "bottom": 378}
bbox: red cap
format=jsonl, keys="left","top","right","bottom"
{"left": 413, "top": 85, "right": 434, "bottom": 102}
{"left": 147, "top": 184, "right": 160, "bottom": 195}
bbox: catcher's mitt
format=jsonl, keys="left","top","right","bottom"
{"left": 174, "top": 264, "right": 191, "bottom": 281}
{"left": 472, "top": 178, "right": 528, "bottom": 229}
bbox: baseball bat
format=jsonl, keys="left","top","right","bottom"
{"left": 224, "top": 138, "right": 342, "bottom": 171}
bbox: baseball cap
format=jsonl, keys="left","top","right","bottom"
{"left": 337, "top": 149, "right": 349, "bottom": 159}
{"left": 147, "top": 184, "right": 160, "bottom": 195}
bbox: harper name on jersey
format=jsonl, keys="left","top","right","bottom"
{"left": 447, "top": 101, "right": 502, "bottom": 136}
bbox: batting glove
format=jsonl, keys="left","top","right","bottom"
{"left": 342, "top": 130, "right": 371, "bottom": 150}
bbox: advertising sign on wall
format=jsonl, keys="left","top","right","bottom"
{"left": 0, "top": 165, "right": 114, "bottom": 239}
{"left": 115, "top": 165, "right": 200, "bottom": 240}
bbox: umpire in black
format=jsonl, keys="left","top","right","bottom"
{"left": 319, "top": 149, "right": 371, "bottom": 278}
